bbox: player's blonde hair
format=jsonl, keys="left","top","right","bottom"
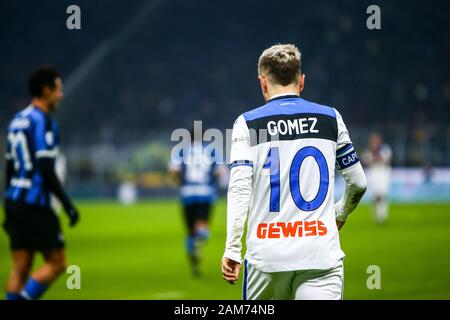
{"left": 258, "top": 44, "right": 301, "bottom": 86}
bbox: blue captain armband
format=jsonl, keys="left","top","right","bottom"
{"left": 336, "top": 144, "right": 360, "bottom": 170}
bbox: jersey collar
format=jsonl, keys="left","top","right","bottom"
{"left": 267, "top": 93, "right": 300, "bottom": 103}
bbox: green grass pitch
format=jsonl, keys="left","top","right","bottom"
{"left": 0, "top": 200, "right": 449, "bottom": 299}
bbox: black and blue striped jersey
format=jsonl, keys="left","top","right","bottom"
{"left": 5, "top": 105, "right": 60, "bottom": 207}
{"left": 170, "top": 143, "right": 219, "bottom": 205}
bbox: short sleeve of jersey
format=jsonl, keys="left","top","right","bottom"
{"left": 334, "top": 108, "right": 360, "bottom": 171}
{"left": 229, "top": 115, "right": 253, "bottom": 169}
{"left": 335, "top": 109, "right": 352, "bottom": 150}
{"left": 34, "top": 115, "right": 59, "bottom": 158}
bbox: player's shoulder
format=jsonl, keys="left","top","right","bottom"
{"left": 28, "top": 106, "right": 57, "bottom": 129}
{"left": 332, "top": 106, "right": 344, "bottom": 118}
{"left": 240, "top": 102, "right": 271, "bottom": 123}
{"left": 297, "top": 98, "right": 337, "bottom": 118}
{"left": 8, "top": 105, "right": 36, "bottom": 130}
{"left": 16, "top": 105, "right": 46, "bottom": 123}
{"left": 241, "top": 97, "right": 337, "bottom": 123}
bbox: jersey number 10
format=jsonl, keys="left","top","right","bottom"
{"left": 263, "top": 146, "right": 329, "bottom": 212}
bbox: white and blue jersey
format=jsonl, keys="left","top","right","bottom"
{"left": 225, "top": 94, "right": 361, "bottom": 272}
{"left": 5, "top": 105, "right": 60, "bottom": 208}
{"left": 171, "top": 143, "right": 218, "bottom": 205}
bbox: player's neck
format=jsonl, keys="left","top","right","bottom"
{"left": 267, "top": 86, "right": 300, "bottom": 101}
{"left": 31, "top": 98, "right": 49, "bottom": 113}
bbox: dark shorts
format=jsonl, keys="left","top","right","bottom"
{"left": 183, "top": 202, "right": 212, "bottom": 233}
{"left": 3, "top": 200, "right": 65, "bottom": 251}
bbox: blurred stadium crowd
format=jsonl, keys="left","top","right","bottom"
{"left": 1, "top": 0, "right": 449, "bottom": 197}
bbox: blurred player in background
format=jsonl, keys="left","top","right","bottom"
{"left": 362, "top": 133, "right": 392, "bottom": 224}
{"left": 117, "top": 178, "right": 138, "bottom": 205}
{"left": 222, "top": 44, "right": 367, "bottom": 299}
{"left": 169, "top": 131, "right": 226, "bottom": 276}
{"left": 3, "top": 66, "right": 80, "bottom": 300}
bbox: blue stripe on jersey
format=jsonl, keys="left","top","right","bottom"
{"left": 230, "top": 160, "right": 253, "bottom": 169}
{"left": 337, "top": 143, "right": 353, "bottom": 156}
{"left": 182, "top": 195, "right": 216, "bottom": 205}
{"left": 243, "top": 96, "right": 336, "bottom": 121}
{"left": 10, "top": 186, "right": 22, "bottom": 201}
{"left": 25, "top": 174, "right": 44, "bottom": 205}
{"left": 33, "top": 111, "right": 48, "bottom": 152}
{"left": 230, "top": 163, "right": 253, "bottom": 169}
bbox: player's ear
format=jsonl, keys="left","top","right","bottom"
{"left": 258, "top": 75, "right": 269, "bottom": 101}
{"left": 299, "top": 74, "right": 305, "bottom": 93}
{"left": 258, "top": 75, "right": 264, "bottom": 87}
{"left": 42, "top": 84, "right": 54, "bottom": 99}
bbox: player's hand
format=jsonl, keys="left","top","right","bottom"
{"left": 336, "top": 219, "right": 346, "bottom": 230}
{"left": 222, "top": 257, "right": 241, "bottom": 285}
{"left": 66, "top": 206, "right": 80, "bottom": 227}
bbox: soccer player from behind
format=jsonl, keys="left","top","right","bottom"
{"left": 222, "top": 44, "right": 367, "bottom": 299}
{"left": 3, "top": 66, "right": 80, "bottom": 300}
{"left": 169, "top": 131, "right": 226, "bottom": 276}
{"left": 362, "top": 133, "right": 392, "bottom": 224}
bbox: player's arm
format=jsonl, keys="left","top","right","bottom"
{"left": 214, "top": 164, "right": 229, "bottom": 188}
{"left": 335, "top": 161, "right": 367, "bottom": 228}
{"left": 222, "top": 115, "right": 253, "bottom": 285}
{"left": 334, "top": 109, "right": 367, "bottom": 229}
{"left": 168, "top": 165, "right": 181, "bottom": 182}
{"left": 38, "top": 157, "right": 78, "bottom": 225}
{"left": 34, "top": 119, "right": 79, "bottom": 227}
{"left": 380, "top": 145, "right": 393, "bottom": 166}
{"left": 168, "top": 161, "right": 182, "bottom": 185}
{"left": 168, "top": 147, "right": 185, "bottom": 185}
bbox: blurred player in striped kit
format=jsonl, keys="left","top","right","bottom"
{"left": 169, "top": 131, "right": 226, "bottom": 276}
{"left": 3, "top": 66, "right": 80, "bottom": 300}
{"left": 362, "top": 133, "right": 392, "bottom": 224}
